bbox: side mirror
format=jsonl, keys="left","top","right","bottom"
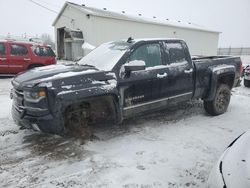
{"left": 124, "top": 60, "right": 146, "bottom": 73}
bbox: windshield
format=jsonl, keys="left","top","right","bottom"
{"left": 78, "top": 41, "right": 131, "bottom": 71}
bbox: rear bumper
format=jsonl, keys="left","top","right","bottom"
{"left": 11, "top": 103, "right": 64, "bottom": 134}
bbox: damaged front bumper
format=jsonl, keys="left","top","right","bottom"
{"left": 11, "top": 102, "right": 64, "bottom": 134}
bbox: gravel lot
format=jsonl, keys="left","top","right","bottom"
{"left": 0, "top": 77, "right": 250, "bottom": 188}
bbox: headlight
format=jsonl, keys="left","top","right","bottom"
{"left": 24, "top": 90, "right": 46, "bottom": 102}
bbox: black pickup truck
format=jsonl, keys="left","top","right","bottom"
{"left": 10, "top": 38, "right": 243, "bottom": 134}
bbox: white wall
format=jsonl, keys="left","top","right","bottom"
{"left": 54, "top": 5, "right": 219, "bottom": 56}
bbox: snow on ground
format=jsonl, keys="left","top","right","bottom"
{"left": 0, "top": 78, "right": 250, "bottom": 188}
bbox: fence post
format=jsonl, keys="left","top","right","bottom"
{"left": 228, "top": 46, "right": 231, "bottom": 55}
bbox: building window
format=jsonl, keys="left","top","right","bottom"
{"left": 11, "top": 44, "right": 28, "bottom": 56}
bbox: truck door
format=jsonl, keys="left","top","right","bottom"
{"left": 0, "top": 42, "right": 9, "bottom": 74}
{"left": 8, "top": 43, "right": 30, "bottom": 74}
{"left": 118, "top": 42, "right": 166, "bottom": 116}
{"left": 161, "top": 41, "right": 194, "bottom": 102}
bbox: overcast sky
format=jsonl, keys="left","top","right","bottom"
{"left": 0, "top": 0, "right": 249, "bottom": 47}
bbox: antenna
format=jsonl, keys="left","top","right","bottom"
{"left": 127, "top": 37, "right": 134, "bottom": 43}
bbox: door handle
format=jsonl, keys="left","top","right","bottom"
{"left": 157, "top": 72, "right": 168, "bottom": 78}
{"left": 184, "top": 68, "right": 193, "bottom": 74}
{"left": 24, "top": 58, "right": 31, "bottom": 61}
{"left": 0, "top": 58, "right": 7, "bottom": 61}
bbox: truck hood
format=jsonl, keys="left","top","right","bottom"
{"left": 12, "top": 64, "right": 115, "bottom": 89}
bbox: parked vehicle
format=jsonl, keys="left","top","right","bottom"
{"left": 0, "top": 40, "right": 56, "bottom": 75}
{"left": 244, "top": 65, "right": 250, "bottom": 87}
{"left": 10, "top": 38, "right": 242, "bottom": 134}
{"left": 207, "top": 131, "right": 250, "bottom": 188}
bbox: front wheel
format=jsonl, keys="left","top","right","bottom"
{"left": 64, "top": 103, "right": 92, "bottom": 138}
{"left": 204, "top": 84, "right": 231, "bottom": 116}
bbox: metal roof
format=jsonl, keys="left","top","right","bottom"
{"left": 52, "top": 2, "right": 220, "bottom": 34}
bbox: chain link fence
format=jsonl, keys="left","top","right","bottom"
{"left": 217, "top": 47, "right": 250, "bottom": 55}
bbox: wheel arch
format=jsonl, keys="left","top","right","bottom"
{"left": 62, "top": 93, "right": 121, "bottom": 127}
{"left": 205, "top": 65, "right": 236, "bottom": 101}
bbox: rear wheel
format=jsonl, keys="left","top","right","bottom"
{"left": 204, "top": 84, "right": 231, "bottom": 116}
{"left": 244, "top": 79, "right": 250, "bottom": 87}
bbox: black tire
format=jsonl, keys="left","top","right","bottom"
{"left": 64, "top": 104, "right": 92, "bottom": 138}
{"left": 204, "top": 84, "right": 231, "bottom": 116}
{"left": 244, "top": 79, "right": 250, "bottom": 87}
{"left": 37, "top": 122, "right": 64, "bottom": 135}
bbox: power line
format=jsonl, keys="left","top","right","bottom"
{"left": 35, "top": 0, "right": 62, "bottom": 9}
{"left": 27, "top": 0, "right": 73, "bottom": 20}
{"left": 28, "top": 0, "right": 58, "bottom": 14}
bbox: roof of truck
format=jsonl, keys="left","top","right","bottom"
{"left": 53, "top": 2, "right": 220, "bottom": 33}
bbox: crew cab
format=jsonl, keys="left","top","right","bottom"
{"left": 10, "top": 38, "right": 242, "bottom": 134}
{"left": 0, "top": 40, "right": 56, "bottom": 75}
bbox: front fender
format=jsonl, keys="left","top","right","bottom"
{"left": 56, "top": 85, "right": 119, "bottom": 103}
{"left": 54, "top": 83, "right": 122, "bottom": 123}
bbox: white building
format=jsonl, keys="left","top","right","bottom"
{"left": 53, "top": 2, "right": 220, "bottom": 60}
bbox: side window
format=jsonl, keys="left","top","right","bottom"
{"left": 33, "top": 46, "right": 55, "bottom": 57}
{"left": 10, "top": 44, "right": 28, "bottom": 56}
{"left": 129, "top": 43, "right": 162, "bottom": 68}
{"left": 0, "top": 43, "right": 5, "bottom": 55}
{"left": 166, "top": 42, "right": 187, "bottom": 64}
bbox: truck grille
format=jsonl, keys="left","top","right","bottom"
{"left": 13, "top": 88, "right": 25, "bottom": 113}
{"left": 14, "top": 88, "right": 24, "bottom": 97}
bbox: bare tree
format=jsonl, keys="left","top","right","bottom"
{"left": 40, "top": 33, "right": 55, "bottom": 50}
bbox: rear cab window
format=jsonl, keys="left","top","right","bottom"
{"left": 10, "top": 44, "right": 28, "bottom": 56}
{"left": 129, "top": 43, "right": 163, "bottom": 68}
{"left": 164, "top": 42, "right": 189, "bottom": 65}
{"left": 0, "top": 43, "right": 6, "bottom": 55}
{"left": 33, "top": 46, "right": 55, "bottom": 57}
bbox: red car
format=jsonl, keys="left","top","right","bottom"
{"left": 0, "top": 40, "right": 56, "bottom": 74}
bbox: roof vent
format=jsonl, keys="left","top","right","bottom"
{"left": 82, "top": 4, "right": 85, "bottom": 6}
{"left": 103, "top": 8, "right": 107, "bottom": 10}
{"left": 166, "top": 18, "right": 169, "bottom": 21}
{"left": 188, "top": 22, "right": 191, "bottom": 24}
{"left": 138, "top": 14, "right": 142, "bottom": 16}
{"left": 122, "top": 11, "right": 125, "bottom": 13}
{"left": 178, "top": 20, "right": 181, "bottom": 23}
{"left": 153, "top": 16, "right": 156, "bottom": 19}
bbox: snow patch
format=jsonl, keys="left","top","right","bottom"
{"left": 146, "top": 61, "right": 188, "bottom": 71}
{"left": 92, "top": 80, "right": 106, "bottom": 85}
{"left": 61, "top": 85, "right": 74, "bottom": 89}
{"left": 38, "top": 82, "right": 52, "bottom": 88}
{"left": 31, "top": 64, "right": 67, "bottom": 72}
{"left": 82, "top": 42, "right": 96, "bottom": 50}
{"left": 40, "top": 69, "right": 97, "bottom": 82}
{"left": 125, "top": 60, "right": 146, "bottom": 67}
{"left": 101, "top": 79, "right": 117, "bottom": 91}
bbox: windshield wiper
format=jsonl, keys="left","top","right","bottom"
{"left": 80, "top": 63, "right": 96, "bottom": 68}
